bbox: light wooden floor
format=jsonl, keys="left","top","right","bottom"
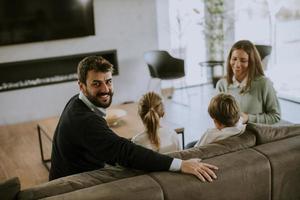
{"left": 0, "top": 120, "right": 50, "bottom": 189}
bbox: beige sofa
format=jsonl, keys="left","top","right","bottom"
{"left": 12, "top": 123, "right": 300, "bottom": 200}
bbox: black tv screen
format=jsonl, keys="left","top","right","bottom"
{"left": 0, "top": 0, "right": 95, "bottom": 46}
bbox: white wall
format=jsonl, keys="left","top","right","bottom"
{"left": 0, "top": 0, "right": 159, "bottom": 125}
{"left": 156, "top": 0, "right": 171, "bottom": 50}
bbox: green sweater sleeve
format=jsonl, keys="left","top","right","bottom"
{"left": 247, "top": 78, "right": 281, "bottom": 124}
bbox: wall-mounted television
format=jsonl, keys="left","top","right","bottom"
{"left": 0, "top": 0, "right": 95, "bottom": 46}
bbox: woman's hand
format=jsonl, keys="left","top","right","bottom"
{"left": 241, "top": 112, "right": 249, "bottom": 124}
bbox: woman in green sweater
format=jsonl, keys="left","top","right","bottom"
{"left": 216, "top": 40, "right": 281, "bottom": 124}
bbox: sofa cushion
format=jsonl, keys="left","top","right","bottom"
{"left": 254, "top": 135, "right": 300, "bottom": 200}
{"left": 151, "top": 148, "right": 271, "bottom": 200}
{"left": 18, "top": 165, "right": 143, "bottom": 200}
{"left": 42, "top": 175, "right": 163, "bottom": 200}
{"left": 247, "top": 123, "right": 300, "bottom": 145}
{"left": 0, "top": 177, "right": 20, "bottom": 200}
{"left": 168, "top": 128, "right": 256, "bottom": 160}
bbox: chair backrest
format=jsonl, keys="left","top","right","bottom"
{"left": 255, "top": 45, "right": 272, "bottom": 60}
{"left": 144, "top": 50, "right": 185, "bottom": 80}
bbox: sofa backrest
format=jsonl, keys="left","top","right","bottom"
{"left": 40, "top": 175, "right": 164, "bottom": 200}
{"left": 18, "top": 166, "right": 144, "bottom": 200}
{"left": 151, "top": 148, "right": 271, "bottom": 200}
{"left": 168, "top": 128, "right": 256, "bottom": 160}
{"left": 247, "top": 123, "right": 300, "bottom": 145}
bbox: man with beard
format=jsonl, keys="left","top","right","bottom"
{"left": 49, "top": 56, "right": 218, "bottom": 182}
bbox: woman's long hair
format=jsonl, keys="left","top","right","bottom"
{"left": 226, "top": 40, "right": 265, "bottom": 93}
{"left": 138, "top": 92, "right": 164, "bottom": 150}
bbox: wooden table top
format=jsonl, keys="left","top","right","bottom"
{"left": 37, "top": 102, "right": 183, "bottom": 140}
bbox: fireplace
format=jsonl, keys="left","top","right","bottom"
{"left": 0, "top": 50, "right": 118, "bottom": 92}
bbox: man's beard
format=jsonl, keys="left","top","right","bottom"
{"left": 86, "top": 90, "right": 113, "bottom": 108}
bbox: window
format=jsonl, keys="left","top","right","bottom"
{"left": 169, "top": 0, "right": 208, "bottom": 86}
{"left": 234, "top": 0, "right": 300, "bottom": 103}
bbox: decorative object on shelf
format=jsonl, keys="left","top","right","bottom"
{"left": 194, "top": 0, "right": 228, "bottom": 85}
{"left": 203, "top": 0, "right": 225, "bottom": 61}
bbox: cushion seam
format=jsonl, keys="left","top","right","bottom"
{"left": 250, "top": 147, "right": 272, "bottom": 200}
{"left": 148, "top": 173, "right": 166, "bottom": 200}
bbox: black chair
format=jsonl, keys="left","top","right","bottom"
{"left": 144, "top": 50, "right": 185, "bottom": 81}
{"left": 144, "top": 50, "right": 188, "bottom": 105}
{"left": 255, "top": 45, "right": 272, "bottom": 69}
{"left": 255, "top": 45, "right": 272, "bottom": 61}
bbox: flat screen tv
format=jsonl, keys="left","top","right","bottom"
{"left": 0, "top": 0, "right": 95, "bottom": 46}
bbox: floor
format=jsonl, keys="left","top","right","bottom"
{"left": 163, "top": 84, "right": 217, "bottom": 144}
{"left": 0, "top": 83, "right": 299, "bottom": 189}
{"left": 0, "top": 119, "right": 50, "bottom": 189}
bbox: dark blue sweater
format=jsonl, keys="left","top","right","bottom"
{"left": 49, "top": 95, "right": 173, "bottom": 180}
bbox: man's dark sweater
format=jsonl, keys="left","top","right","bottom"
{"left": 49, "top": 95, "right": 173, "bottom": 180}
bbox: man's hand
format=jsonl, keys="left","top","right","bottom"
{"left": 181, "top": 159, "right": 218, "bottom": 182}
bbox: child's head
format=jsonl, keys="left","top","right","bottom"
{"left": 208, "top": 93, "right": 240, "bottom": 129}
{"left": 138, "top": 92, "right": 164, "bottom": 149}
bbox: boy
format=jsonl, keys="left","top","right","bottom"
{"left": 195, "top": 93, "right": 246, "bottom": 147}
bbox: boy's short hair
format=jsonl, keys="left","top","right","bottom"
{"left": 208, "top": 93, "right": 240, "bottom": 127}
